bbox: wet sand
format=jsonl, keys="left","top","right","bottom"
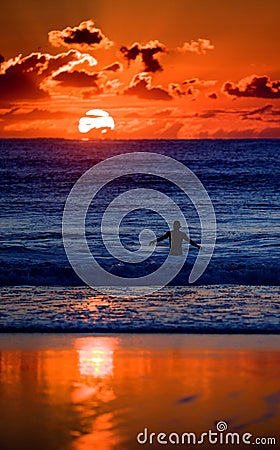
{"left": 0, "top": 334, "right": 279, "bottom": 450}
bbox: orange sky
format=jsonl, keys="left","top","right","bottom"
{"left": 0, "top": 0, "right": 279, "bottom": 138}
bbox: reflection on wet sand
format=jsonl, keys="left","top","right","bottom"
{"left": 0, "top": 334, "right": 279, "bottom": 450}
{"left": 76, "top": 337, "right": 116, "bottom": 378}
{"left": 72, "top": 337, "right": 119, "bottom": 450}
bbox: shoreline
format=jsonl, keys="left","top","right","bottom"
{"left": 1, "top": 328, "right": 280, "bottom": 334}
{"left": 0, "top": 332, "right": 279, "bottom": 348}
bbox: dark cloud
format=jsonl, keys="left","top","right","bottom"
{"left": 241, "top": 104, "right": 280, "bottom": 122}
{"left": 0, "top": 50, "right": 99, "bottom": 102}
{"left": 124, "top": 73, "right": 172, "bottom": 100}
{"left": 223, "top": 75, "right": 280, "bottom": 99}
{"left": 53, "top": 70, "right": 100, "bottom": 88}
{"left": 103, "top": 61, "right": 122, "bottom": 72}
{"left": 120, "top": 40, "right": 166, "bottom": 72}
{"left": 49, "top": 20, "right": 113, "bottom": 50}
{"left": 242, "top": 117, "right": 263, "bottom": 122}
{"left": 244, "top": 104, "right": 273, "bottom": 116}
{"left": 198, "top": 111, "right": 217, "bottom": 119}
{"left": 184, "top": 79, "right": 197, "bottom": 84}
{"left": 0, "top": 54, "right": 4, "bottom": 63}
{"left": 196, "top": 105, "right": 280, "bottom": 122}
{"left": 0, "top": 107, "right": 20, "bottom": 117}
{"left": 141, "top": 46, "right": 164, "bottom": 73}
{"left": 120, "top": 44, "right": 140, "bottom": 62}
{"left": 0, "top": 53, "right": 49, "bottom": 101}
{"left": 208, "top": 92, "right": 217, "bottom": 99}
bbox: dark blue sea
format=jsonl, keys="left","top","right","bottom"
{"left": 0, "top": 139, "right": 279, "bottom": 331}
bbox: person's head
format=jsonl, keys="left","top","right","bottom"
{"left": 173, "top": 220, "right": 181, "bottom": 230}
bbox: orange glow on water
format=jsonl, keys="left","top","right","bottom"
{"left": 0, "top": 335, "right": 279, "bottom": 450}
{"left": 76, "top": 337, "right": 116, "bottom": 378}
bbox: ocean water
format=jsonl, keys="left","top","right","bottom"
{"left": 0, "top": 286, "right": 279, "bottom": 332}
{"left": 0, "top": 139, "right": 279, "bottom": 331}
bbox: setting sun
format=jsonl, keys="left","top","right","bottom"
{"left": 78, "top": 109, "right": 115, "bottom": 134}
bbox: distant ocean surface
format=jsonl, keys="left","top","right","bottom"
{"left": 0, "top": 139, "right": 279, "bottom": 331}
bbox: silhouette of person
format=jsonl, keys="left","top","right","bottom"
{"left": 149, "top": 220, "right": 201, "bottom": 255}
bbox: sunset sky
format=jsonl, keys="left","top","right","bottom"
{"left": 0, "top": 0, "right": 279, "bottom": 139}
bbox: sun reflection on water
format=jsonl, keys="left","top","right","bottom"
{"left": 72, "top": 337, "right": 120, "bottom": 449}
{"left": 76, "top": 337, "right": 117, "bottom": 378}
